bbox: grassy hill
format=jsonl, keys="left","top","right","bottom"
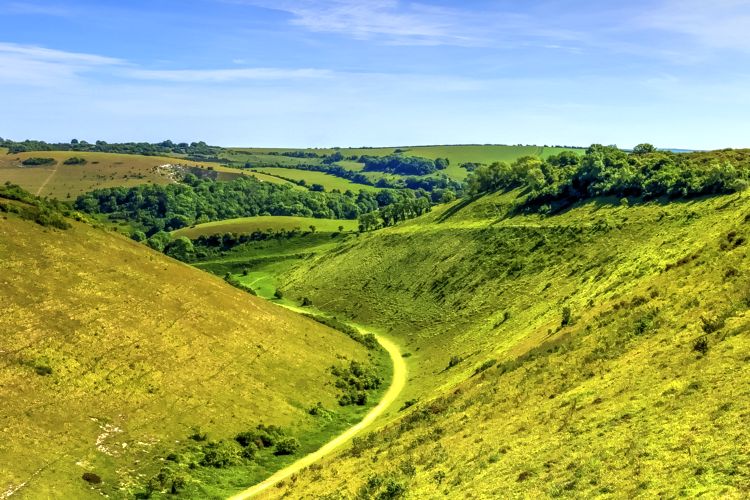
{"left": 173, "top": 216, "right": 358, "bottom": 239}
{"left": 234, "top": 145, "right": 583, "bottom": 182}
{"left": 252, "top": 167, "right": 380, "bottom": 192}
{"left": 0, "top": 186, "right": 382, "bottom": 498}
{"left": 246, "top": 188, "right": 750, "bottom": 498}
{"left": 0, "top": 151, "right": 297, "bottom": 200}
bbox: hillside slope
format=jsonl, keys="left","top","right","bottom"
{"left": 269, "top": 190, "right": 750, "bottom": 497}
{"left": 0, "top": 192, "right": 374, "bottom": 498}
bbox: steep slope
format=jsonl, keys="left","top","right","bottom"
{"left": 0, "top": 191, "right": 375, "bottom": 498}
{"left": 268, "top": 190, "right": 750, "bottom": 497}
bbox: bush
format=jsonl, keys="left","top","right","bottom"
{"left": 474, "top": 359, "right": 497, "bottom": 375}
{"left": 693, "top": 337, "right": 709, "bottom": 355}
{"left": 200, "top": 441, "right": 241, "bottom": 468}
{"left": 274, "top": 437, "right": 301, "bottom": 456}
{"left": 64, "top": 156, "right": 87, "bottom": 165}
{"left": 82, "top": 472, "right": 102, "bottom": 484}
{"left": 448, "top": 356, "right": 462, "bottom": 369}
{"left": 561, "top": 306, "right": 572, "bottom": 327}
{"left": 22, "top": 157, "right": 55, "bottom": 166}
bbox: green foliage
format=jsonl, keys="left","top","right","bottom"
{"left": 2, "top": 138, "right": 222, "bottom": 157}
{"left": 164, "top": 236, "right": 195, "bottom": 261}
{"left": 63, "top": 156, "right": 87, "bottom": 165}
{"left": 200, "top": 441, "right": 242, "bottom": 468}
{"left": 332, "top": 360, "right": 383, "bottom": 406}
{"left": 465, "top": 145, "right": 750, "bottom": 207}
{"left": 21, "top": 157, "right": 55, "bottom": 166}
{"left": 75, "top": 176, "right": 392, "bottom": 234}
{"left": 274, "top": 436, "right": 301, "bottom": 456}
{"left": 304, "top": 314, "right": 380, "bottom": 350}
{"left": 360, "top": 154, "right": 446, "bottom": 176}
{"left": 0, "top": 182, "right": 71, "bottom": 229}
{"left": 146, "top": 231, "right": 171, "bottom": 252}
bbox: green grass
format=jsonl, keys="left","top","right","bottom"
{"left": 0, "top": 196, "right": 374, "bottom": 499}
{"left": 172, "top": 215, "right": 358, "bottom": 239}
{"left": 252, "top": 167, "right": 379, "bottom": 192}
{"left": 233, "top": 145, "right": 584, "bottom": 182}
{"left": 236, "top": 189, "right": 750, "bottom": 499}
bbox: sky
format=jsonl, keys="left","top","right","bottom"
{"left": 1, "top": 0, "right": 750, "bottom": 149}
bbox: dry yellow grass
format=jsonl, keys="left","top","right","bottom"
{"left": 0, "top": 208, "right": 371, "bottom": 498}
{"left": 0, "top": 151, "right": 297, "bottom": 200}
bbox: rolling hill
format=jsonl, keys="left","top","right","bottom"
{"left": 251, "top": 187, "right": 750, "bottom": 498}
{"left": 0, "top": 151, "right": 298, "bottom": 200}
{"left": 0, "top": 186, "right": 379, "bottom": 498}
{"left": 172, "top": 216, "right": 358, "bottom": 239}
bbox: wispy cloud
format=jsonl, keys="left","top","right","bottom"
{"left": 639, "top": 0, "right": 750, "bottom": 53}
{"left": 1, "top": 1, "right": 71, "bottom": 17}
{"left": 124, "top": 67, "right": 333, "bottom": 83}
{"left": 0, "top": 42, "right": 124, "bottom": 86}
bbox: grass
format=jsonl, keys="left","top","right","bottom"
{"left": 252, "top": 167, "right": 379, "bottom": 192}
{"left": 172, "top": 215, "right": 358, "bottom": 239}
{"left": 0, "top": 196, "right": 375, "bottom": 499}
{"left": 0, "top": 151, "right": 298, "bottom": 200}
{"left": 229, "top": 188, "right": 750, "bottom": 498}
{"left": 234, "top": 145, "right": 583, "bottom": 182}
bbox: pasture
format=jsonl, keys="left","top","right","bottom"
{"left": 0, "top": 151, "right": 297, "bottom": 199}
{"left": 173, "top": 215, "right": 358, "bottom": 239}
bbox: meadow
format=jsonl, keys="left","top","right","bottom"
{"left": 0, "top": 151, "right": 297, "bottom": 200}
{"left": 0, "top": 187, "right": 383, "bottom": 498}
{"left": 252, "top": 166, "right": 380, "bottom": 192}
{"left": 173, "top": 215, "right": 358, "bottom": 239}
{"left": 223, "top": 186, "right": 750, "bottom": 498}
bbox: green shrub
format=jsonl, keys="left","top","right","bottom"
{"left": 22, "top": 157, "right": 55, "bottom": 166}
{"left": 64, "top": 156, "right": 87, "bottom": 165}
{"left": 448, "top": 356, "right": 462, "bottom": 369}
{"left": 474, "top": 359, "right": 497, "bottom": 375}
{"left": 274, "top": 437, "right": 301, "bottom": 456}
{"left": 561, "top": 306, "right": 572, "bottom": 327}
{"left": 693, "top": 337, "right": 709, "bottom": 355}
{"left": 200, "top": 441, "right": 241, "bottom": 468}
{"left": 81, "top": 472, "right": 102, "bottom": 484}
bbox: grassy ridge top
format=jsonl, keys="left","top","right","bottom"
{"left": 264, "top": 189, "right": 750, "bottom": 498}
{"left": 0, "top": 151, "right": 297, "bottom": 199}
{"left": 0, "top": 198, "right": 371, "bottom": 498}
{"left": 173, "top": 215, "right": 358, "bottom": 239}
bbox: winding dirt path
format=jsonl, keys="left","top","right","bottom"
{"left": 228, "top": 330, "right": 406, "bottom": 499}
{"left": 35, "top": 164, "right": 59, "bottom": 196}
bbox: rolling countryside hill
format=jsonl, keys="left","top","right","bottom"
{"left": 250, "top": 188, "right": 750, "bottom": 498}
{"left": 0, "top": 187, "right": 381, "bottom": 498}
{"left": 0, "top": 151, "right": 297, "bottom": 200}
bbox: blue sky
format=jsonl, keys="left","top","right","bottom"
{"left": 1, "top": 0, "right": 749, "bottom": 149}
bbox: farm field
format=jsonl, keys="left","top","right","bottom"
{"left": 173, "top": 215, "right": 358, "bottom": 239}
{"left": 253, "top": 166, "right": 379, "bottom": 192}
{"left": 236, "top": 145, "right": 584, "bottom": 182}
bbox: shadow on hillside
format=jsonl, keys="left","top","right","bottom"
{"left": 436, "top": 195, "right": 480, "bottom": 223}
{"left": 512, "top": 192, "right": 741, "bottom": 218}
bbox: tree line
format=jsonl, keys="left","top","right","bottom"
{"left": 0, "top": 137, "right": 221, "bottom": 157}
{"left": 359, "top": 154, "right": 449, "bottom": 176}
{"left": 74, "top": 174, "right": 424, "bottom": 235}
{"left": 466, "top": 144, "right": 750, "bottom": 209}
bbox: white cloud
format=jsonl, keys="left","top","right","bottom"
{"left": 639, "top": 0, "right": 750, "bottom": 52}
{"left": 124, "top": 67, "right": 333, "bottom": 83}
{"left": 1, "top": 2, "right": 71, "bottom": 17}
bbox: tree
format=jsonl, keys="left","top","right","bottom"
{"left": 309, "top": 225, "right": 317, "bottom": 233}
{"left": 147, "top": 231, "right": 172, "bottom": 252}
{"left": 165, "top": 236, "right": 195, "bottom": 261}
{"left": 633, "top": 143, "right": 656, "bottom": 155}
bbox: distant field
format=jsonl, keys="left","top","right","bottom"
{"left": 0, "top": 151, "right": 298, "bottom": 199}
{"left": 173, "top": 215, "right": 358, "bottom": 239}
{"left": 235, "top": 145, "right": 584, "bottom": 182}
{"left": 253, "top": 167, "right": 379, "bottom": 192}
